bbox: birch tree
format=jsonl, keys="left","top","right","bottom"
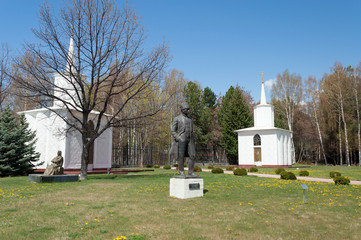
{"left": 305, "top": 76, "right": 328, "bottom": 164}
{"left": 271, "top": 70, "right": 303, "bottom": 163}
{"left": 354, "top": 63, "right": 361, "bottom": 166}
{"left": 321, "top": 63, "right": 351, "bottom": 166}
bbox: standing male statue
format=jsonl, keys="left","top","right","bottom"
{"left": 170, "top": 103, "right": 198, "bottom": 178}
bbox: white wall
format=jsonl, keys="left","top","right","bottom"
{"left": 254, "top": 105, "right": 274, "bottom": 128}
{"left": 23, "top": 108, "right": 113, "bottom": 170}
{"left": 237, "top": 128, "right": 292, "bottom": 166}
{"left": 94, "top": 125, "right": 112, "bottom": 168}
{"left": 24, "top": 109, "right": 67, "bottom": 169}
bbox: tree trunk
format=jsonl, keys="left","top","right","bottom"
{"left": 287, "top": 114, "right": 296, "bottom": 164}
{"left": 340, "top": 95, "right": 350, "bottom": 166}
{"left": 312, "top": 102, "right": 327, "bottom": 165}
{"left": 354, "top": 87, "right": 361, "bottom": 166}
{"left": 80, "top": 137, "right": 90, "bottom": 180}
{"left": 338, "top": 112, "right": 343, "bottom": 166}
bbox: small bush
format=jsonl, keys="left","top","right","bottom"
{"left": 275, "top": 168, "right": 286, "bottom": 175}
{"left": 233, "top": 168, "right": 247, "bottom": 176}
{"left": 145, "top": 164, "right": 153, "bottom": 168}
{"left": 299, "top": 170, "right": 309, "bottom": 176}
{"left": 250, "top": 167, "right": 258, "bottom": 172}
{"left": 173, "top": 163, "right": 178, "bottom": 167}
{"left": 330, "top": 171, "right": 341, "bottom": 178}
{"left": 194, "top": 165, "right": 202, "bottom": 172}
{"left": 211, "top": 167, "right": 224, "bottom": 174}
{"left": 226, "top": 166, "right": 234, "bottom": 171}
{"left": 154, "top": 164, "right": 160, "bottom": 168}
{"left": 334, "top": 176, "right": 350, "bottom": 185}
{"left": 208, "top": 165, "right": 214, "bottom": 169}
{"left": 280, "top": 171, "right": 297, "bottom": 180}
{"left": 184, "top": 164, "right": 188, "bottom": 168}
{"left": 163, "top": 165, "right": 171, "bottom": 170}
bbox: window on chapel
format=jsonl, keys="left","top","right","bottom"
{"left": 254, "top": 134, "right": 261, "bottom": 146}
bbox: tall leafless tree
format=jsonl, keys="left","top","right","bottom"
{"left": 12, "top": 0, "right": 169, "bottom": 179}
{"left": 271, "top": 69, "right": 303, "bottom": 164}
{"left": 305, "top": 76, "right": 328, "bottom": 165}
{"left": 0, "top": 43, "right": 12, "bottom": 110}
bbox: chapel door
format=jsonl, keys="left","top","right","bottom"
{"left": 254, "top": 148, "right": 262, "bottom": 163}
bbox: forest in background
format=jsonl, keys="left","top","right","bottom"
{"left": 2, "top": 55, "right": 361, "bottom": 167}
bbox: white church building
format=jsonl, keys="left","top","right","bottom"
{"left": 235, "top": 78, "right": 292, "bottom": 167}
{"left": 19, "top": 35, "right": 112, "bottom": 172}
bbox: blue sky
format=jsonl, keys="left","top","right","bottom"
{"left": 1, "top": 0, "right": 361, "bottom": 102}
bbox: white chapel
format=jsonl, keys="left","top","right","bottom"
{"left": 235, "top": 76, "right": 292, "bottom": 167}
{"left": 19, "top": 35, "right": 112, "bottom": 172}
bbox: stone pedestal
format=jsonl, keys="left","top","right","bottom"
{"left": 29, "top": 174, "right": 79, "bottom": 183}
{"left": 170, "top": 177, "right": 203, "bottom": 199}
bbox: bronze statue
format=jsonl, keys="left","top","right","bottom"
{"left": 44, "top": 151, "right": 64, "bottom": 176}
{"left": 170, "top": 103, "right": 198, "bottom": 178}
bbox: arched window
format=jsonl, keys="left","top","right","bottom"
{"left": 254, "top": 134, "right": 261, "bottom": 146}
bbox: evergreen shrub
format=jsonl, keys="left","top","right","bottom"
{"left": 334, "top": 176, "right": 350, "bottom": 185}
{"left": 154, "top": 164, "right": 160, "bottom": 168}
{"left": 226, "top": 166, "right": 234, "bottom": 171}
{"left": 184, "top": 164, "right": 188, "bottom": 168}
{"left": 163, "top": 165, "right": 171, "bottom": 170}
{"left": 211, "top": 167, "right": 224, "bottom": 174}
{"left": 233, "top": 168, "right": 247, "bottom": 176}
{"left": 299, "top": 170, "right": 309, "bottom": 176}
{"left": 0, "top": 107, "right": 40, "bottom": 177}
{"left": 145, "top": 164, "right": 153, "bottom": 168}
{"left": 280, "top": 171, "right": 297, "bottom": 180}
{"left": 208, "top": 165, "right": 214, "bottom": 169}
{"left": 250, "top": 167, "right": 258, "bottom": 172}
{"left": 173, "top": 163, "right": 178, "bottom": 167}
{"left": 275, "top": 168, "right": 286, "bottom": 175}
{"left": 194, "top": 165, "right": 202, "bottom": 172}
{"left": 330, "top": 171, "right": 341, "bottom": 178}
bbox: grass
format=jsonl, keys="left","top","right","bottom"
{"left": 256, "top": 165, "right": 361, "bottom": 181}
{"left": 0, "top": 168, "right": 360, "bottom": 239}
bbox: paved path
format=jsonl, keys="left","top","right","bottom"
{"left": 199, "top": 168, "right": 361, "bottom": 186}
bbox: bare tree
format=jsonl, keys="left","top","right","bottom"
{"left": 321, "top": 63, "right": 352, "bottom": 166}
{"left": 0, "top": 43, "right": 12, "bottom": 110}
{"left": 271, "top": 69, "right": 303, "bottom": 164}
{"left": 353, "top": 63, "right": 361, "bottom": 166}
{"left": 12, "top": 0, "right": 169, "bottom": 179}
{"left": 305, "top": 76, "right": 328, "bottom": 165}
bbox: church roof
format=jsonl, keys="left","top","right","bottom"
{"left": 234, "top": 126, "right": 291, "bottom": 133}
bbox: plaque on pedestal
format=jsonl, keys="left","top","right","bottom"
{"left": 170, "top": 177, "right": 203, "bottom": 199}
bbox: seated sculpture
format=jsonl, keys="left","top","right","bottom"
{"left": 43, "top": 151, "right": 64, "bottom": 176}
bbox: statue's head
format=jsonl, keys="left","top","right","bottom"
{"left": 57, "top": 150, "right": 62, "bottom": 156}
{"left": 180, "top": 102, "right": 190, "bottom": 116}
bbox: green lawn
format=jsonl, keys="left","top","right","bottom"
{"left": 1, "top": 169, "right": 361, "bottom": 239}
{"left": 255, "top": 165, "right": 361, "bottom": 181}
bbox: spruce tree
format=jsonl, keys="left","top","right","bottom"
{"left": 218, "top": 86, "right": 252, "bottom": 164}
{"left": 183, "top": 82, "right": 214, "bottom": 148}
{"left": 0, "top": 107, "right": 40, "bottom": 177}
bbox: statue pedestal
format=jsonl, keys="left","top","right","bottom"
{"left": 29, "top": 174, "right": 79, "bottom": 183}
{"left": 170, "top": 177, "right": 203, "bottom": 199}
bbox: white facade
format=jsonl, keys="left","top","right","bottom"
{"left": 20, "top": 107, "right": 112, "bottom": 170}
{"left": 235, "top": 79, "right": 292, "bottom": 167}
